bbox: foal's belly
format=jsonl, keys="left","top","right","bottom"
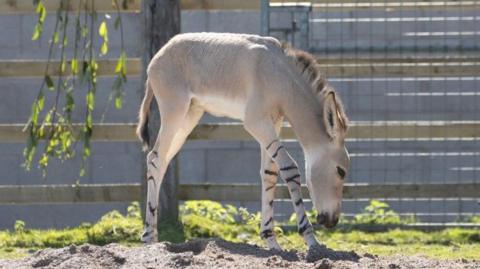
{"left": 193, "top": 94, "right": 246, "bottom": 120}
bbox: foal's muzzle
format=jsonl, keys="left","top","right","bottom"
{"left": 317, "top": 212, "right": 339, "bottom": 228}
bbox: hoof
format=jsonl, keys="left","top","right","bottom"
{"left": 269, "top": 245, "right": 283, "bottom": 251}
{"left": 304, "top": 232, "right": 319, "bottom": 248}
{"left": 265, "top": 237, "right": 283, "bottom": 251}
{"left": 140, "top": 230, "right": 157, "bottom": 244}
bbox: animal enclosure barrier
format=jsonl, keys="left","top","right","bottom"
{"left": 262, "top": 0, "right": 480, "bottom": 222}
{"left": 0, "top": 0, "right": 479, "bottom": 228}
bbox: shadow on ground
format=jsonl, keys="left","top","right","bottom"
{"left": 166, "top": 238, "right": 360, "bottom": 263}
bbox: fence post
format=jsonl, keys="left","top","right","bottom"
{"left": 260, "top": 0, "right": 269, "bottom": 36}
{"left": 297, "top": 5, "right": 311, "bottom": 51}
{"left": 141, "top": 0, "right": 181, "bottom": 235}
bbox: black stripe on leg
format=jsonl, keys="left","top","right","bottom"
{"left": 271, "top": 146, "right": 284, "bottom": 159}
{"left": 264, "top": 217, "right": 273, "bottom": 227}
{"left": 285, "top": 174, "right": 301, "bottom": 185}
{"left": 298, "top": 223, "right": 311, "bottom": 235}
{"left": 304, "top": 229, "right": 314, "bottom": 236}
{"left": 142, "top": 230, "right": 151, "bottom": 238}
{"left": 260, "top": 229, "right": 274, "bottom": 239}
{"left": 264, "top": 170, "right": 278, "bottom": 176}
{"left": 147, "top": 176, "right": 155, "bottom": 182}
{"left": 298, "top": 214, "right": 306, "bottom": 225}
{"left": 265, "top": 185, "right": 275, "bottom": 192}
{"left": 280, "top": 164, "right": 297, "bottom": 171}
{"left": 266, "top": 140, "right": 279, "bottom": 151}
{"left": 149, "top": 161, "right": 157, "bottom": 169}
{"left": 295, "top": 198, "right": 303, "bottom": 206}
{"left": 269, "top": 200, "right": 274, "bottom": 207}
{"left": 148, "top": 201, "right": 156, "bottom": 216}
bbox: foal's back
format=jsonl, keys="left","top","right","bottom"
{"left": 146, "top": 33, "right": 286, "bottom": 119}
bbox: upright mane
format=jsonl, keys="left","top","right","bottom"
{"left": 281, "top": 43, "right": 349, "bottom": 130}
{"left": 281, "top": 43, "right": 327, "bottom": 94}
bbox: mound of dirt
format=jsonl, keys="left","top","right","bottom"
{"left": 0, "top": 239, "right": 478, "bottom": 269}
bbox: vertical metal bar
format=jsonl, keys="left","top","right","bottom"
{"left": 260, "top": 0, "right": 270, "bottom": 36}
{"left": 297, "top": 6, "right": 311, "bottom": 51}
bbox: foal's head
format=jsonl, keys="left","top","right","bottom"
{"left": 307, "top": 88, "right": 349, "bottom": 228}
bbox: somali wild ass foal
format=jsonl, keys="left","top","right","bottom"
{"left": 136, "top": 33, "right": 350, "bottom": 250}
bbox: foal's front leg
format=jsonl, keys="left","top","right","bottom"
{"left": 244, "top": 119, "right": 319, "bottom": 248}
{"left": 265, "top": 140, "right": 319, "bottom": 247}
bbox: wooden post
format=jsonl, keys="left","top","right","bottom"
{"left": 141, "top": 0, "right": 181, "bottom": 234}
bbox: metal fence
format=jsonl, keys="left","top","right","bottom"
{"left": 262, "top": 0, "right": 480, "bottom": 223}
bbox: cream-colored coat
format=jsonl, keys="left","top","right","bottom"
{"left": 137, "top": 33, "right": 349, "bottom": 250}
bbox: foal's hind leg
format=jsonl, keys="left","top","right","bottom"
{"left": 141, "top": 101, "right": 203, "bottom": 243}
{"left": 259, "top": 119, "right": 283, "bottom": 250}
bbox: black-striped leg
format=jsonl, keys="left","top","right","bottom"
{"left": 265, "top": 140, "right": 318, "bottom": 247}
{"left": 141, "top": 150, "right": 162, "bottom": 243}
{"left": 259, "top": 148, "right": 282, "bottom": 250}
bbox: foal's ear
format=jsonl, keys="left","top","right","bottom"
{"left": 322, "top": 91, "right": 348, "bottom": 139}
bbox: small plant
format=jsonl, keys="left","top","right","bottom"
{"left": 127, "top": 201, "right": 141, "bottom": 219}
{"left": 288, "top": 208, "right": 317, "bottom": 225}
{"left": 459, "top": 215, "right": 480, "bottom": 224}
{"left": 14, "top": 221, "right": 26, "bottom": 234}
{"left": 180, "top": 200, "right": 260, "bottom": 242}
{"left": 352, "top": 200, "right": 408, "bottom": 225}
{"left": 86, "top": 210, "right": 142, "bottom": 245}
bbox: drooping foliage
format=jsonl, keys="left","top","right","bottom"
{"left": 24, "top": 0, "right": 129, "bottom": 176}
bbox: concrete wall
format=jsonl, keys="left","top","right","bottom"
{"left": 0, "top": 8, "right": 479, "bottom": 229}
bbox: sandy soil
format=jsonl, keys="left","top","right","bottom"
{"left": 0, "top": 239, "right": 478, "bottom": 269}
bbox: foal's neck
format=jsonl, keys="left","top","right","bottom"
{"left": 281, "top": 86, "right": 326, "bottom": 151}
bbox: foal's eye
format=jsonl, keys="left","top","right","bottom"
{"left": 336, "top": 166, "right": 346, "bottom": 179}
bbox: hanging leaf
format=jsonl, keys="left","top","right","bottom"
{"left": 99, "top": 21, "right": 108, "bottom": 37}
{"left": 115, "top": 51, "right": 127, "bottom": 77}
{"left": 53, "top": 31, "right": 59, "bottom": 44}
{"left": 100, "top": 42, "right": 108, "bottom": 55}
{"left": 115, "top": 95, "right": 123, "bottom": 109}
{"left": 71, "top": 58, "right": 78, "bottom": 74}
{"left": 37, "top": 93, "right": 45, "bottom": 112}
{"left": 65, "top": 90, "right": 75, "bottom": 113}
{"left": 44, "top": 75, "right": 54, "bottom": 90}
{"left": 63, "top": 35, "right": 68, "bottom": 46}
{"left": 99, "top": 21, "right": 109, "bottom": 55}
{"left": 115, "top": 55, "right": 123, "bottom": 73}
{"left": 114, "top": 16, "right": 121, "bottom": 30}
{"left": 32, "top": 1, "right": 46, "bottom": 40}
{"left": 32, "top": 25, "right": 41, "bottom": 41}
{"left": 86, "top": 91, "right": 95, "bottom": 111}
{"left": 36, "top": 2, "right": 46, "bottom": 23}
{"left": 60, "top": 59, "right": 67, "bottom": 73}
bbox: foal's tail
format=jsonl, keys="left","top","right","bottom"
{"left": 136, "top": 79, "right": 154, "bottom": 151}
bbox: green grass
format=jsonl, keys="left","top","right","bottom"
{"left": 274, "top": 230, "right": 480, "bottom": 260}
{"left": 0, "top": 248, "right": 33, "bottom": 259}
{"left": 0, "top": 201, "right": 479, "bottom": 260}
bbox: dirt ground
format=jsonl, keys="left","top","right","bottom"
{"left": 0, "top": 239, "right": 478, "bottom": 269}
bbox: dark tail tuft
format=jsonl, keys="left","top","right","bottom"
{"left": 136, "top": 79, "right": 154, "bottom": 151}
{"left": 139, "top": 115, "right": 150, "bottom": 151}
